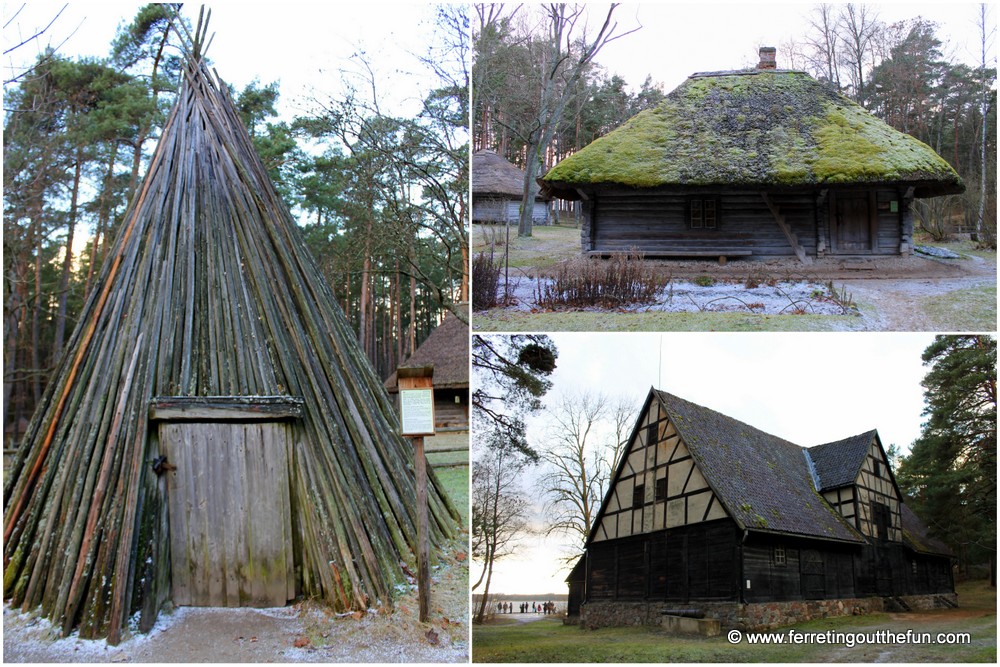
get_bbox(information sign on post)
[397,365,434,622]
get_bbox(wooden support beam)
[148,396,304,421]
[761,193,812,264]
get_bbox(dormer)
[808,431,903,543]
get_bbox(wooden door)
[832,192,874,253]
[800,549,826,599]
[159,420,295,607]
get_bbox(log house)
[542,49,964,262]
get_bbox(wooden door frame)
[149,395,303,608]
[829,189,878,254]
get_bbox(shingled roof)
[384,312,469,391]
[901,503,953,556]
[472,149,545,199]
[808,430,877,491]
[543,69,964,200]
[654,391,863,544]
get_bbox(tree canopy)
[898,335,997,583]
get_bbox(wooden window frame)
[655,476,667,502]
[632,483,646,509]
[773,545,786,566]
[688,196,719,230]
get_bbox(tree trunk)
[31,199,44,405]
[3,268,24,437]
[87,143,120,300]
[54,146,84,357]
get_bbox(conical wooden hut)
[3,20,459,645]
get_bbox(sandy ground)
[4,538,469,663]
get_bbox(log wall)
[580,187,907,257]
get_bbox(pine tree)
[898,335,997,585]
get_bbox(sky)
[2,2,451,120]
[581,2,991,93]
[481,332,940,596]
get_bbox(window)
[874,460,882,478]
[911,561,918,575]
[872,501,891,541]
[632,483,645,509]
[773,546,786,566]
[655,477,667,502]
[689,197,718,229]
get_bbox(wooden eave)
[149,395,305,421]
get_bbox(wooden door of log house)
[150,397,301,608]
[831,191,875,253]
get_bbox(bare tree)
[516,3,639,237]
[540,390,636,556]
[471,432,533,624]
[803,4,842,86]
[838,3,881,102]
[976,3,995,246]
[2,3,74,87]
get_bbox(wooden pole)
[397,364,435,623]
[413,434,430,622]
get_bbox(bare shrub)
[472,248,502,311]
[535,252,668,308]
[744,267,778,289]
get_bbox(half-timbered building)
[570,390,955,630]
[541,49,964,263]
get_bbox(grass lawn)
[920,283,997,331]
[473,222,580,271]
[434,465,469,528]
[472,580,996,663]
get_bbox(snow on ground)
[499,276,856,316]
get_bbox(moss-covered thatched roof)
[543,70,964,199]
[473,149,543,199]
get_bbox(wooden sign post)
[397,365,434,622]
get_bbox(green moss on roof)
[543,70,963,195]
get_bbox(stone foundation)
[662,614,721,636]
[887,593,958,611]
[580,596,910,631]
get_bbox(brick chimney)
[758,46,777,70]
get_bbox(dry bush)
[472,248,502,310]
[535,252,668,308]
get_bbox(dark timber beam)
[761,193,812,264]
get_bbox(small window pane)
[690,200,703,228]
[655,477,667,502]
[633,483,645,509]
[704,200,717,229]
[774,546,786,566]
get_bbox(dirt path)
[844,267,995,330]
[4,539,469,663]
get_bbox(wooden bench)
[587,250,753,259]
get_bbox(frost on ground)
[499,276,858,316]
[4,539,469,663]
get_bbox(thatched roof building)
[542,49,964,261]
[385,312,469,430]
[3,22,458,644]
[472,149,549,225]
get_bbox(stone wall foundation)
[579,594,955,632]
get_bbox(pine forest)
[3,4,470,449]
